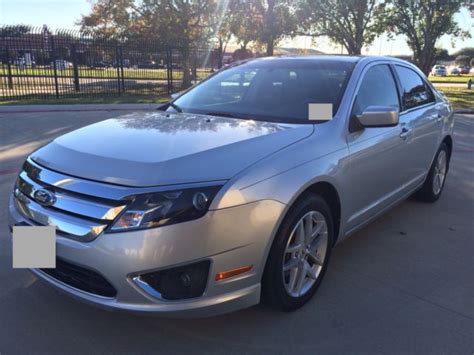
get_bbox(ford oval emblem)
[33,189,56,206]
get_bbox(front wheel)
[414,142,450,202]
[262,194,333,311]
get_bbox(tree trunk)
[266,40,274,56]
[415,47,435,76]
[217,39,224,69]
[266,0,275,56]
[181,47,192,89]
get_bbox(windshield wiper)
[169,102,182,112]
[205,111,252,119]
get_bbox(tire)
[414,142,450,203]
[262,194,334,311]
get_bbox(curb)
[454,108,474,115]
[0,103,163,114]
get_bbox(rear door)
[343,63,411,231]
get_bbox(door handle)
[400,127,412,140]
[436,114,443,122]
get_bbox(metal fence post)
[5,45,13,90]
[50,36,60,98]
[115,42,121,95]
[119,45,125,92]
[166,48,171,95]
[71,43,80,92]
[169,47,173,93]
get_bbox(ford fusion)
[9,56,454,316]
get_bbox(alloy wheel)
[282,211,329,297]
[433,150,447,195]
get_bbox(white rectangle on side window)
[13,226,56,269]
[308,103,333,120]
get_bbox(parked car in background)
[137,60,157,69]
[431,65,447,76]
[457,65,470,75]
[90,61,111,69]
[13,58,36,68]
[9,56,454,317]
[449,67,460,75]
[51,60,73,70]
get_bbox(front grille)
[41,258,117,298]
[13,158,128,242]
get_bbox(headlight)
[109,185,222,232]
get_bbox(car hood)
[31,111,313,187]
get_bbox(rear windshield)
[170,60,355,124]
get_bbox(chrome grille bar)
[17,171,126,221]
[13,189,107,241]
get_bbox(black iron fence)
[0,26,218,101]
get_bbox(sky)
[1,0,473,56]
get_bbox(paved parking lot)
[0,109,473,354]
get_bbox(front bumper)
[9,193,285,317]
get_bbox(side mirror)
[170,91,184,100]
[358,106,399,128]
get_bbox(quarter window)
[352,65,400,117]
[395,65,434,110]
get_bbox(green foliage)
[384,0,470,74]
[229,0,298,55]
[434,48,452,62]
[297,0,386,55]
[0,25,31,37]
[78,0,136,39]
[455,55,471,65]
[452,47,474,58]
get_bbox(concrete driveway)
[0,108,473,354]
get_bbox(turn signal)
[215,265,253,281]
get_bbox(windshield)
[169,59,355,124]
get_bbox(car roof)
[238,55,414,67]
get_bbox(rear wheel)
[262,194,333,311]
[414,143,449,202]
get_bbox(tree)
[297,0,385,55]
[144,0,217,87]
[434,48,451,62]
[212,0,233,68]
[0,25,31,37]
[229,0,297,56]
[384,0,470,75]
[81,0,218,88]
[228,0,262,50]
[78,0,136,39]
[455,55,470,66]
[452,47,474,58]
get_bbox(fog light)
[135,260,210,300]
[192,192,208,211]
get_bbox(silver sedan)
[9,56,454,316]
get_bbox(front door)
[342,63,411,231]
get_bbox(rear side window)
[352,64,400,116]
[395,65,434,110]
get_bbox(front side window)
[170,60,355,124]
[395,65,434,110]
[352,64,400,117]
